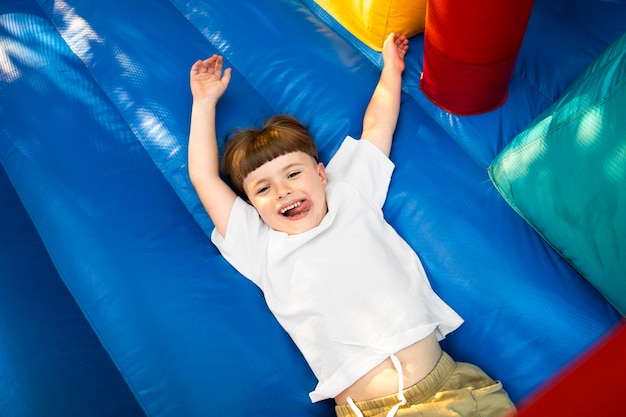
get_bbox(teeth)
[281,201,302,214]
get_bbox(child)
[188,33,516,417]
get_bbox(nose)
[275,181,292,199]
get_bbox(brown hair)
[221,115,319,197]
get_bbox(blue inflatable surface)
[0,165,145,417]
[0,0,624,416]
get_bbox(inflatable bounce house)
[1,0,625,415]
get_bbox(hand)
[190,54,232,103]
[382,33,409,73]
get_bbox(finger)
[215,55,223,73]
[195,58,211,74]
[190,59,203,74]
[201,54,218,71]
[221,67,233,88]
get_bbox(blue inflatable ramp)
[1,0,625,416]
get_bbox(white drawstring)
[386,354,407,417]
[345,354,407,417]
[346,396,365,417]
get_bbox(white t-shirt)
[212,137,463,402]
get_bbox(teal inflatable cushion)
[489,31,626,314]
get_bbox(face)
[242,151,328,235]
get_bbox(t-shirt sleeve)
[324,136,395,208]
[210,197,267,284]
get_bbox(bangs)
[238,129,308,179]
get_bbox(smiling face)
[242,151,328,235]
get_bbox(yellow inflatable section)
[315,0,426,51]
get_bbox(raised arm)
[188,54,236,238]
[361,33,408,156]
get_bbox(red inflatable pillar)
[420,0,534,115]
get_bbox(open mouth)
[280,200,307,217]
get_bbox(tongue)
[285,201,308,217]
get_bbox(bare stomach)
[334,331,442,405]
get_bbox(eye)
[287,170,301,179]
[255,185,269,195]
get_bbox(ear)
[317,162,328,186]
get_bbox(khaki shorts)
[335,352,516,417]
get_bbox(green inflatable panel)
[489,31,626,315]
